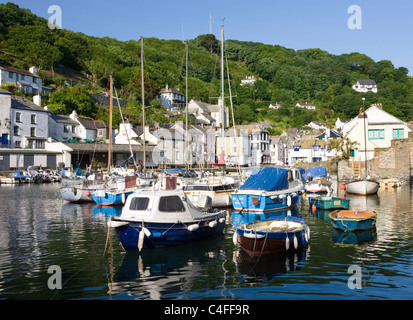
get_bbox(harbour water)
[0,183,412,300]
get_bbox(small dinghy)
[234,216,310,257]
[309,196,350,211]
[329,210,377,231]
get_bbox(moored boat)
[328,209,377,231]
[234,215,310,257]
[345,179,380,196]
[231,167,305,212]
[303,166,332,194]
[107,190,227,251]
[183,176,239,207]
[309,196,350,210]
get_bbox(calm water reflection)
[0,183,412,300]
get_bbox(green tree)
[48,86,96,118]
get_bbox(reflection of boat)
[329,210,377,231]
[233,247,308,281]
[183,176,239,207]
[108,234,226,299]
[93,205,123,217]
[234,215,310,257]
[309,196,350,210]
[346,193,379,211]
[303,167,332,194]
[331,228,376,246]
[231,207,300,226]
[107,189,227,251]
[231,167,305,212]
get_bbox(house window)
[21,75,25,80]
[33,77,37,84]
[350,149,355,158]
[15,141,21,148]
[30,127,36,137]
[13,126,19,136]
[64,125,69,133]
[8,72,13,79]
[31,114,36,124]
[72,126,75,133]
[368,129,384,139]
[313,145,320,151]
[35,140,45,149]
[393,128,404,139]
[293,146,300,151]
[97,129,104,137]
[15,112,21,122]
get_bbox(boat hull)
[60,186,94,202]
[112,219,226,251]
[92,190,133,206]
[231,193,300,212]
[305,182,331,194]
[346,179,380,195]
[185,190,232,207]
[329,210,377,231]
[309,196,350,210]
[236,217,310,256]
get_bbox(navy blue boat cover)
[239,167,289,191]
[302,166,327,180]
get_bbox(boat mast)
[185,40,189,174]
[141,36,146,174]
[107,73,113,172]
[220,25,225,175]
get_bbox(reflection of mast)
[107,74,113,172]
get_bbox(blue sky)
[5,0,413,74]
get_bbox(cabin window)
[158,195,185,212]
[129,197,150,210]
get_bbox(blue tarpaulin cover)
[239,167,289,191]
[302,166,327,180]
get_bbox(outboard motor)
[197,194,212,212]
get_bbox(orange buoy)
[339,184,346,190]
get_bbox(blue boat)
[92,175,137,206]
[231,167,305,212]
[107,189,227,251]
[329,210,377,231]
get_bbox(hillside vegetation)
[1,2,412,133]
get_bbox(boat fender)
[107,220,129,228]
[290,192,297,197]
[232,232,238,245]
[86,191,91,197]
[209,221,217,228]
[122,193,125,204]
[279,194,286,199]
[142,227,151,237]
[287,209,291,216]
[187,224,199,232]
[287,195,292,207]
[138,230,145,252]
[293,235,298,249]
[285,237,290,251]
[218,217,225,224]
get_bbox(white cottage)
[343,105,411,161]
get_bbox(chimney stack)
[33,93,41,106]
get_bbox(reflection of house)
[0,65,44,95]
[158,84,185,109]
[352,80,378,93]
[342,104,411,161]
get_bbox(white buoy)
[209,221,217,228]
[138,230,145,251]
[187,224,199,232]
[287,195,292,207]
[293,235,298,249]
[285,237,290,251]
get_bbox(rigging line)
[114,85,138,169]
